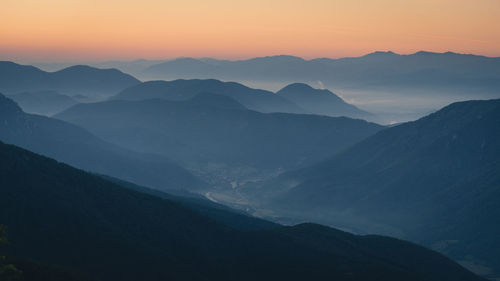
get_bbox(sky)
[1,0,499,62]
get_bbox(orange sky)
[1,0,499,62]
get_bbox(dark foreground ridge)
[0,141,484,281]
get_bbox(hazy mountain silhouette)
[141,52,500,97]
[270,99,500,278]
[56,93,383,171]
[111,79,304,113]
[33,58,166,76]
[8,90,78,116]
[0,93,203,191]
[0,141,485,281]
[0,61,140,98]
[143,55,316,81]
[277,83,373,119]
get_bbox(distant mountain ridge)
[137,51,500,115]
[141,52,500,92]
[111,79,304,114]
[28,51,500,101]
[0,61,140,98]
[111,79,374,119]
[0,93,204,192]
[28,51,500,123]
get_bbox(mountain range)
[139,52,500,97]
[0,61,140,98]
[55,93,383,187]
[111,79,304,114]
[2,55,498,280]
[0,141,485,281]
[3,59,374,120]
[266,98,500,278]
[111,79,372,119]
[28,51,500,122]
[0,93,203,192]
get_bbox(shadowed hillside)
[0,141,485,281]
[269,99,500,278]
[0,93,204,192]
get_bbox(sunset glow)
[1,0,499,61]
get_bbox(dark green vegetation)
[8,90,78,116]
[0,93,204,192]
[1,225,22,281]
[56,93,383,171]
[1,232,92,281]
[271,99,500,278]
[276,83,372,119]
[111,79,304,113]
[0,141,484,281]
[0,61,140,98]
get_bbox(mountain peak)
[279,83,315,92]
[277,83,339,99]
[56,64,99,72]
[246,55,305,63]
[411,51,464,57]
[413,50,440,56]
[364,51,398,57]
[276,83,372,119]
[56,64,124,75]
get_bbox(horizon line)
[6,50,500,65]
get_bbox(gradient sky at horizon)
[1,0,499,62]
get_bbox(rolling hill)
[0,93,203,192]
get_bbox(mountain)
[33,59,167,76]
[142,55,317,82]
[0,93,203,192]
[8,90,78,116]
[277,83,373,119]
[101,175,278,231]
[270,99,500,278]
[138,52,500,123]
[0,61,140,98]
[55,94,383,188]
[0,141,485,281]
[141,52,500,97]
[111,79,304,113]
